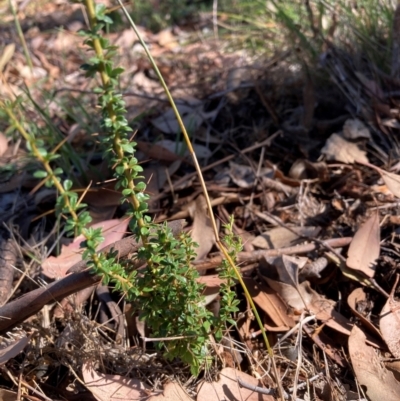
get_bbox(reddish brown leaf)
[243,277,295,330]
[347,212,380,278]
[42,218,130,279]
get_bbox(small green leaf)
[33,170,48,179]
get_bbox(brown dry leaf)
[288,159,329,181]
[0,336,28,365]
[348,288,383,341]
[386,360,400,382]
[137,140,184,163]
[198,274,225,306]
[155,28,179,49]
[357,161,400,199]
[347,212,380,278]
[348,325,400,401]
[0,389,17,401]
[42,218,130,279]
[82,364,151,401]
[278,254,308,288]
[263,273,383,346]
[197,367,274,401]
[321,133,368,164]
[261,255,310,309]
[380,170,400,198]
[0,43,15,73]
[88,205,117,226]
[252,226,320,249]
[308,291,355,338]
[263,276,313,311]
[148,382,192,401]
[380,278,400,358]
[187,195,215,262]
[243,277,295,330]
[0,133,8,157]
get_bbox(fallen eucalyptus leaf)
[347,212,380,278]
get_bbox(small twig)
[238,372,324,401]
[237,377,304,401]
[237,376,288,398]
[193,237,353,271]
[273,315,316,347]
[288,372,324,392]
[292,312,306,399]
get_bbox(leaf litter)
[4,3,400,401]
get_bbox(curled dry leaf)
[346,212,380,278]
[347,287,383,342]
[321,133,368,164]
[358,161,400,199]
[348,325,400,401]
[243,277,295,330]
[82,363,151,401]
[187,194,215,262]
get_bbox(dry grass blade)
[346,212,380,278]
[115,2,285,399]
